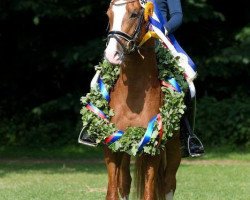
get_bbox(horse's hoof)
[166,190,174,200]
[120,196,129,200]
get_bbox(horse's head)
[105,0,152,64]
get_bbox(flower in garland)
[80,44,188,156]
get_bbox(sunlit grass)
[0,145,249,199]
[0,159,250,200]
[176,162,250,200]
[0,163,107,200]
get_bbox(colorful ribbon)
[157,113,163,145]
[167,77,182,92]
[148,0,197,81]
[86,103,108,120]
[139,31,159,47]
[98,77,110,102]
[105,130,124,145]
[161,78,182,93]
[168,34,196,71]
[138,115,158,152]
[151,0,166,25]
[149,17,165,33]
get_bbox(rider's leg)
[78,70,101,146]
[180,83,204,157]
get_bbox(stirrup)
[78,127,98,147]
[187,134,205,157]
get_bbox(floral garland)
[80,44,188,156]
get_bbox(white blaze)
[105,3,126,64]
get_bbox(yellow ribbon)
[144,2,154,21]
[138,31,160,47]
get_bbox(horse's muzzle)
[104,49,123,65]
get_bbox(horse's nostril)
[105,39,110,47]
[114,51,120,57]
[104,50,122,65]
[114,52,121,60]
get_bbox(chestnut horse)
[103,0,181,199]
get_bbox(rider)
[155,0,183,35]
[155,0,204,157]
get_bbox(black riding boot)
[180,87,205,158]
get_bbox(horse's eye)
[130,12,139,18]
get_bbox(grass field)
[0,146,249,200]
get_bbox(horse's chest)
[109,76,162,130]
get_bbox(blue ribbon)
[138,115,158,152]
[148,0,167,35]
[151,0,166,25]
[149,17,165,34]
[150,0,197,72]
[105,130,124,145]
[98,77,110,102]
[167,77,182,93]
[168,34,197,71]
[86,103,109,120]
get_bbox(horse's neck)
[121,48,158,84]
[110,43,161,128]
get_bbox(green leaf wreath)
[80,44,188,156]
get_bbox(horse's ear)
[144,2,154,21]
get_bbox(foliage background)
[0,0,249,148]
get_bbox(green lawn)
[0,146,249,200]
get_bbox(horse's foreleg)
[143,153,161,200]
[164,133,181,199]
[118,153,131,200]
[103,145,123,200]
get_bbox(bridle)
[107,0,146,54]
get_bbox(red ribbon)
[157,114,163,145]
[161,80,178,92]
